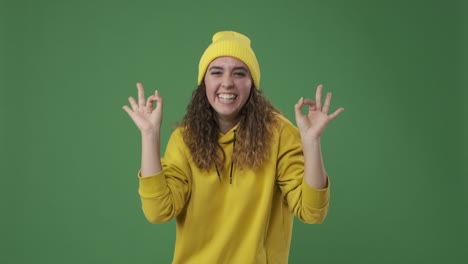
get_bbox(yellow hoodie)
[138,115,330,264]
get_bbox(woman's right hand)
[123,83,163,136]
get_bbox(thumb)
[294,97,304,121]
[153,90,163,111]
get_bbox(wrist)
[301,136,321,146]
[141,130,160,141]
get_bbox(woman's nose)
[221,75,234,88]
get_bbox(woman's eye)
[211,71,222,75]
[234,72,246,77]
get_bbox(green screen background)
[1,0,466,263]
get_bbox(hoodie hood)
[218,123,239,144]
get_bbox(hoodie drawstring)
[229,130,237,184]
[215,129,236,184]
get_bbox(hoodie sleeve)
[275,117,330,224]
[138,129,192,224]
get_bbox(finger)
[302,99,316,107]
[122,105,133,116]
[322,92,332,113]
[294,97,304,119]
[315,84,323,111]
[154,90,163,114]
[309,104,316,112]
[156,90,163,103]
[128,96,138,111]
[146,95,154,113]
[329,107,344,120]
[137,83,145,108]
[302,98,317,112]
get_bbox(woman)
[123,31,344,264]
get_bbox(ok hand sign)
[122,83,163,136]
[294,84,344,141]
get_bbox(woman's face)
[204,56,252,125]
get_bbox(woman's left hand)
[294,84,344,141]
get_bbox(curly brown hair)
[182,83,280,171]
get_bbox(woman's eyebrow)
[208,66,223,71]
[208,66,248,71]
[233,66,248,71]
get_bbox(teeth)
[218,94,237,100]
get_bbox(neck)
[217,116,239,134]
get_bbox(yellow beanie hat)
[198,31,261,89]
